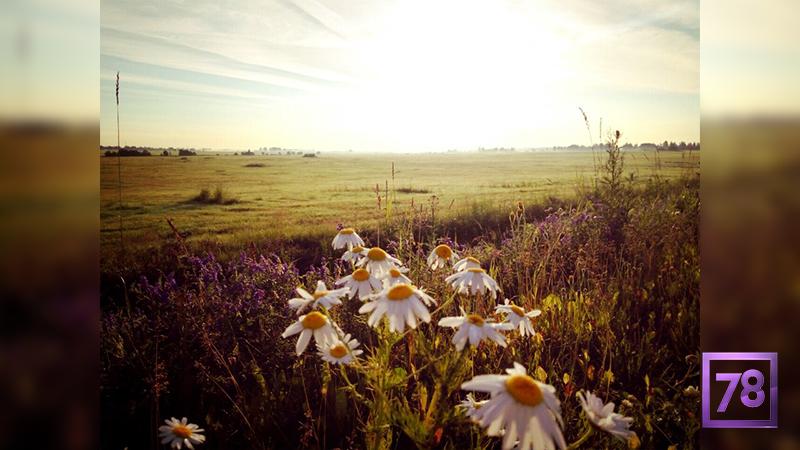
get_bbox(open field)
[101,150,698,269]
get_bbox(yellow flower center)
[467,268,485,273]
[387,284,414,301]
[313,290,328,300]
[509,305,526,316]
[505,374,543,407]
[351,245,364,253]
[172,425,192,439]
[367,247,387,261]
[389,268,402,278]
[352,268,370,282]
[339,228,355,235]
[466,314,485,326]
[434,244,453,258]
[329,343,348,358]
[301,311,327,329]
[466,256,481,264]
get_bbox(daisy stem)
[423,347,468,429]
[339,365,366,402]
[567,425,594,450]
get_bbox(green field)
[101,150,698,266]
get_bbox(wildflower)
[317,334,363,365]
[683,385,700,398]
[427,244,458,270]
[453,256,482,271]
[356,247,402,276]
[341,245,367,264]
[445,267,501,299]
[159,417,206,449]
[438,308,513,350]
[281,311,339,355]
[577,391,636,441]
[332,227,364,250]
[495,299,542,337]
[461,362,566,450]
[336,268,382,300]
[378,265,413,287]
[287,280,348,313]
[459,393,488,422]
[359,283,435,333]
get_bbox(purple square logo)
[702,352,778,428]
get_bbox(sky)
[99,0,699,151]
[701,0,800,117]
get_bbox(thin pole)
[116,71,124,257]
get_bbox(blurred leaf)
[387,367,408,389]
[418,383,428,412]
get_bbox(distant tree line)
[101,145,199,157]
[549,141,699,152]
[656,141,700,151]
[477,147,516,153]
[103,147,151,157]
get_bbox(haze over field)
[100,0,699,151]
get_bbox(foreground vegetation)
[101,142,700,449]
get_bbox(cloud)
[99,0,699,149]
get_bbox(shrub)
[190,186,239,205]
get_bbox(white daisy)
[378,265,413,287]
[287,280,349,314]
[341,245,367,264]
[358,283,436,333]
[356,247,402,276]
[445,268,501,299]
[427,244,459,270]
[453,256,483,272]
[438,308,513,350]
[577,391,636,441]
[281,311,340,355]
[317,333,363,365]
[332,227,365,250]
[158,417,206,449]
[461,363,566,450]
[459,393,489,423]
[335,268,382,300]
[495,299,542,338]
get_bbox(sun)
[333,0,565,150]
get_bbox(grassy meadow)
[101,150,697,271]
[101,147,701,449]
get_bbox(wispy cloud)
[100,0,698,150]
